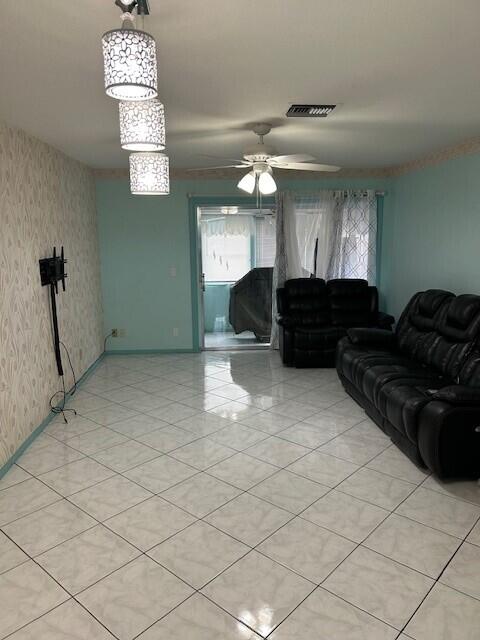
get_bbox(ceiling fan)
[193,123,341,195]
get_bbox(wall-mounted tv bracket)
[39,247,67,377]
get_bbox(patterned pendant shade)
[102,27,157,100]
[119,99,165,151]
[129,152,169,195]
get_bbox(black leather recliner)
[336,289,480,479]
[277,278,394,367]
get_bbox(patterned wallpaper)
[0,122,104,468]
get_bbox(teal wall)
[96,176,391,351]
[382,152,480,318]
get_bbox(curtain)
[327,190,377,283]
[270,192,302,348]
[292,190,377,283]
[293,192,336,278]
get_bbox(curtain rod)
[187,191,387,197]
[294,190,386,196]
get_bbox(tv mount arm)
[39,247,67,377]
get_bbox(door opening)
[197,205,276,350]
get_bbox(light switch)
[170,266,177,278]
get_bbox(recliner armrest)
[377,311,395,329]
[346,328,396,348]
[432,385,480,406]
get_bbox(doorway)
[195,203,276,350]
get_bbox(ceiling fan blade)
[269,154,316,164]
[198,154,249,164]
[278,162,341,172]
[186,164,250,171]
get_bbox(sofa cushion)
[327,279,373,327]
[395,291,480,380]
[362,363,442,407]
[340,348,404,388]
[377,377,447,443]
[458,351,480,386]
[283,278,330,326]
[347,328,396,348]
[423,295,480,379]
[396,290,453,364]
[295,326,346,351]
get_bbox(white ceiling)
[0,0,479,169]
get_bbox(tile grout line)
[2,355,479,639]
[394,509,480,637]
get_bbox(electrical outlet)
[111,328,119,337]
[173,327,179,337]
[118,328,126,337]
[170,266,177,278]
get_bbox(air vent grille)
[286,104,336,118]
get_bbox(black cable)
[104,331,114,353]
[60,341,77,396]
[49,374,75,423]
[48,342,78,424]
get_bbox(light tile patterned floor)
[1,350,480,639]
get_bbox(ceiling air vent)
[286,104,336,118]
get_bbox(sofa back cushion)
[396,290,453,364]
[283,278,330,326]
[327,279,375,327]
[458,350,480,387]
[426,295,480,378]
[397,290,480,379]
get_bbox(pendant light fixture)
[119,98,165,151]
[102,3,157,101]
[129,152,170,195]
[102,1,170,196]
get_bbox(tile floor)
[204,331,266,349]
[1,350,480,639]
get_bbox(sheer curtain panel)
[327,190,377,283]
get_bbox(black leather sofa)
[337,289,480,479]
[277,278,394,367]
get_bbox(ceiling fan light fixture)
[129,152,169,195]
[102,16,158,101]
[258,170,277,195]
[237,171,256,194]
[119,99,165,151]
